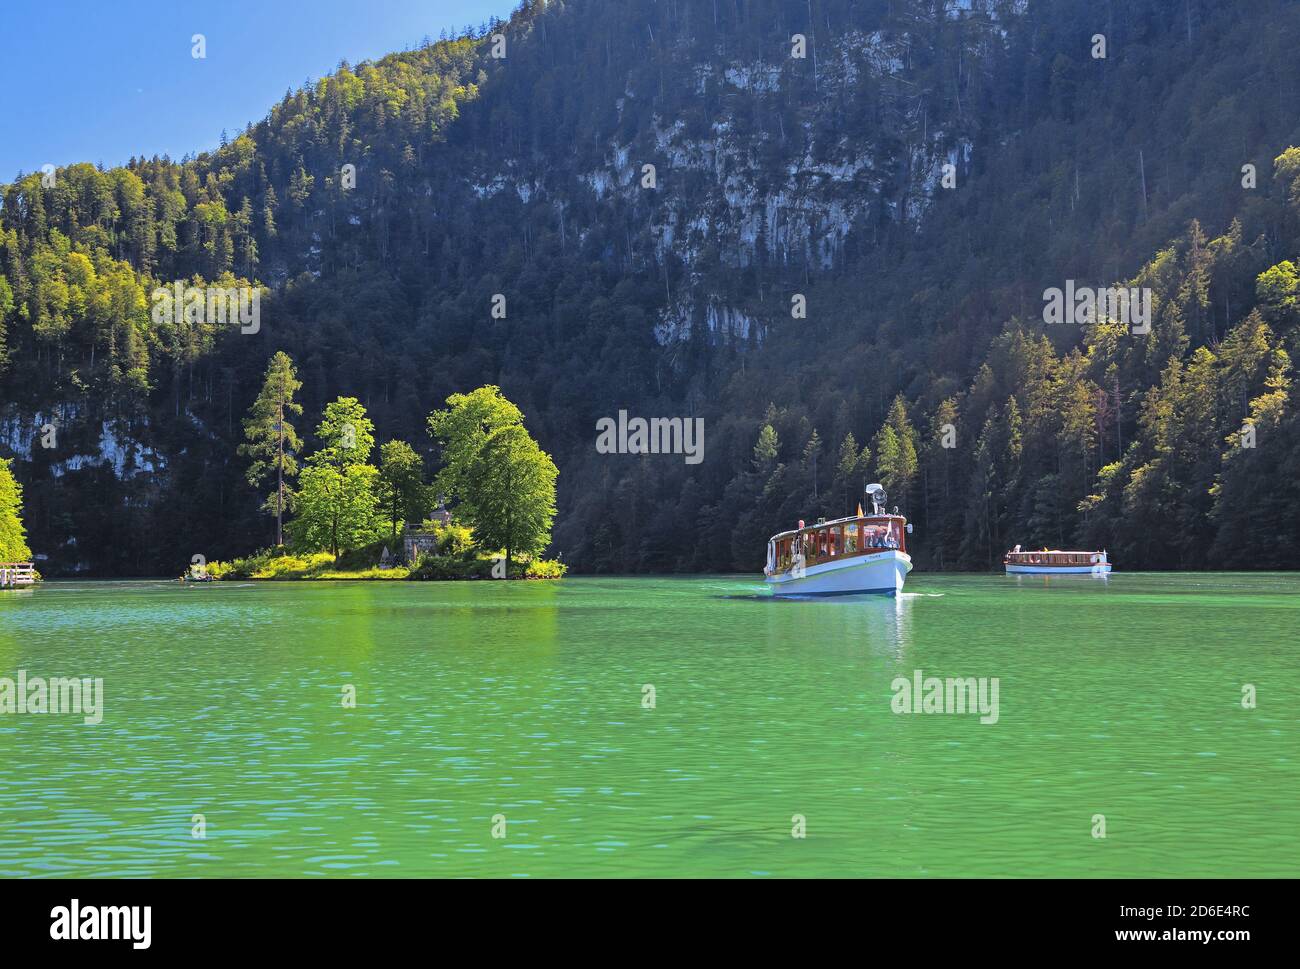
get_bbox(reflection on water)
[0,573,1297,877]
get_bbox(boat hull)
[766,551,911,597]
[1006,564,1111,575]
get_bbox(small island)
[198,358,563,583]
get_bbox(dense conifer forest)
[2,0,1299,575]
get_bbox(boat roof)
[768,513,905,543]
[1007,548,1104,554]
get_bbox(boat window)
[865,519,902,552]
[845,522,858,553]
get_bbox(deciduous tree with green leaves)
[428,386,558,573]
[311,396,375,471]
[0,458,32,563]
[290,397,380,561]
[290,464,380,562]
[376,439,428,539]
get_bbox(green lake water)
[0,573,1296,878]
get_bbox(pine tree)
[262,185,278,238]
[238,352,303,547]
[753,423,779,475]
[873,395,918,510]
[874,425,901,495]
[833,431,870,514]
[0,274,13,373]
[921,398,960,567]
[801,428,822,498]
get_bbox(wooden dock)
[0,563,35,588]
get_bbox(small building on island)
[401,495,453,563]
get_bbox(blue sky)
[0,0,514,183]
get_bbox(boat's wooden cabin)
[1003,550,1102,567]
[768,516,907,576]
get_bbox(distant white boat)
[764,485,912,597]
[1004,547,1112,575]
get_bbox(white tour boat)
[1003,546,1111,575]
[764,485,912,597]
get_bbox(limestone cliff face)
[445,0,1025,347]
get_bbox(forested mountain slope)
[2,0,1299,575]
